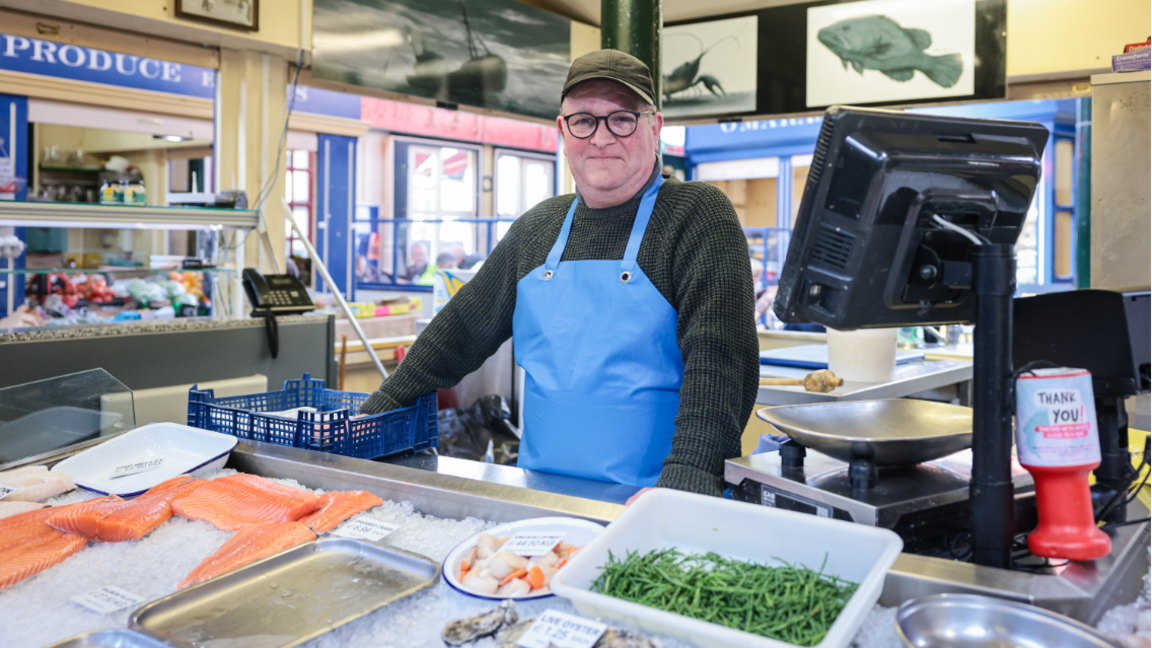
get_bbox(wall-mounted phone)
[242,268,314,315]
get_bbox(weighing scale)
[730,106,1149,611]
[726,400,1036,557]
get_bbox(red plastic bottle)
[1015,368,1111,561]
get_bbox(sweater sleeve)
[358,220,526,414]
[655,184,760,496]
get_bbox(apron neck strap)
[621,174,663,271]
[545,174,665,273]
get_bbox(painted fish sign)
[817,15,962,88]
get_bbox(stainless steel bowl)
[757,399,972,465]
[897,594,1123,648]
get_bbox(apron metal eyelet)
[543,269,553,280]
[620,271,632,283]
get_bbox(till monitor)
[773,106,1049,331]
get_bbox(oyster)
[443,600,519,646]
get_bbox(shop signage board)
[0,33,215,99]
[361,97,557,153]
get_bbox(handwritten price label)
[0,484,22,500]
[331,518,400,542]
[71,586,144,614]
[517,610,607,648]
[501,532,566,557]
[110,458,165,479]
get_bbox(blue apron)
[513,176,683,487]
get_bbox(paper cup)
[827,328,898,383]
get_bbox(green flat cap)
[562,49,656,107]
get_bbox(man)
[361,50,759,497]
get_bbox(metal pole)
[277,199,388,381]
[601,0,663,108]
[1075,97,1092,289]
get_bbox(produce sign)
[591,549,857,647]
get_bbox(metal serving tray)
[758,399,973,465]
[44,629,171,648]
[129,538,439,648]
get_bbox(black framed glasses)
[561,110,655,139]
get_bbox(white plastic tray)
[443,516,604,600]
[50,422,238,497]
[551,489,903,648]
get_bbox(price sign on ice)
[71,586,144,614]
[331,517,400,542]
[517,609,607,648]
[0,485,22,500]
[110,458,166,479]
[501,532,566,557]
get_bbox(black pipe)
[970,244,1016,569]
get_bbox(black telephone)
[242,268,315,315]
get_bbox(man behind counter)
[361,50,759,497]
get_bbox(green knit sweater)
[360,173,759,496]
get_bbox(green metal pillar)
[601,0,662,108]
[1075,96,1092,288]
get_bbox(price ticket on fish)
[331,517,400,541]
[517,610,607,648]
[110,458,165,479]
[0,484,21,499]
[71,586,144,614]
[501,532,567,557]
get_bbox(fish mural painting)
[817,15,962,88]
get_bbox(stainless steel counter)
[380,453,642,505]
[226,439,625,525]
[758,359,973,405]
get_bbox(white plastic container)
[551,489,903,648]
[827,327,898,383]
[50,422,238,497]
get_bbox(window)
[381,141,482,287]
[1052,136,1075,281]
[285,150,315,284]
[495,150,556,241]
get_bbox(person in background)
[453,245,485,271]
[360,50,759,500]
[0,305,45,330]
[406,243,429,282]
[436,252,457,270]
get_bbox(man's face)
[410,245,426,264]
[557,80,662,196]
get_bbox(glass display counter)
[0,368,135,467]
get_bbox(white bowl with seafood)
[443,517,605,600]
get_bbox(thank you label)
[1015,368,1101,467]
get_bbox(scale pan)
[757,399,973,466]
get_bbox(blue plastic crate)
[187,373,437,460]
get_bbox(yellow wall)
[1008,0,1150,77]
[8,0,307,55]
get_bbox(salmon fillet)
[171,474,321,531]
[0,531,88,591]
[297,491,384,533]
[45,495,129,540]
[177,522,315,589]
[0,507,60,554]
[95,477,207,543]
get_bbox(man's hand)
[625,487,658,506]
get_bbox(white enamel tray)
[442,516,605,601]
[51,422,238,497]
